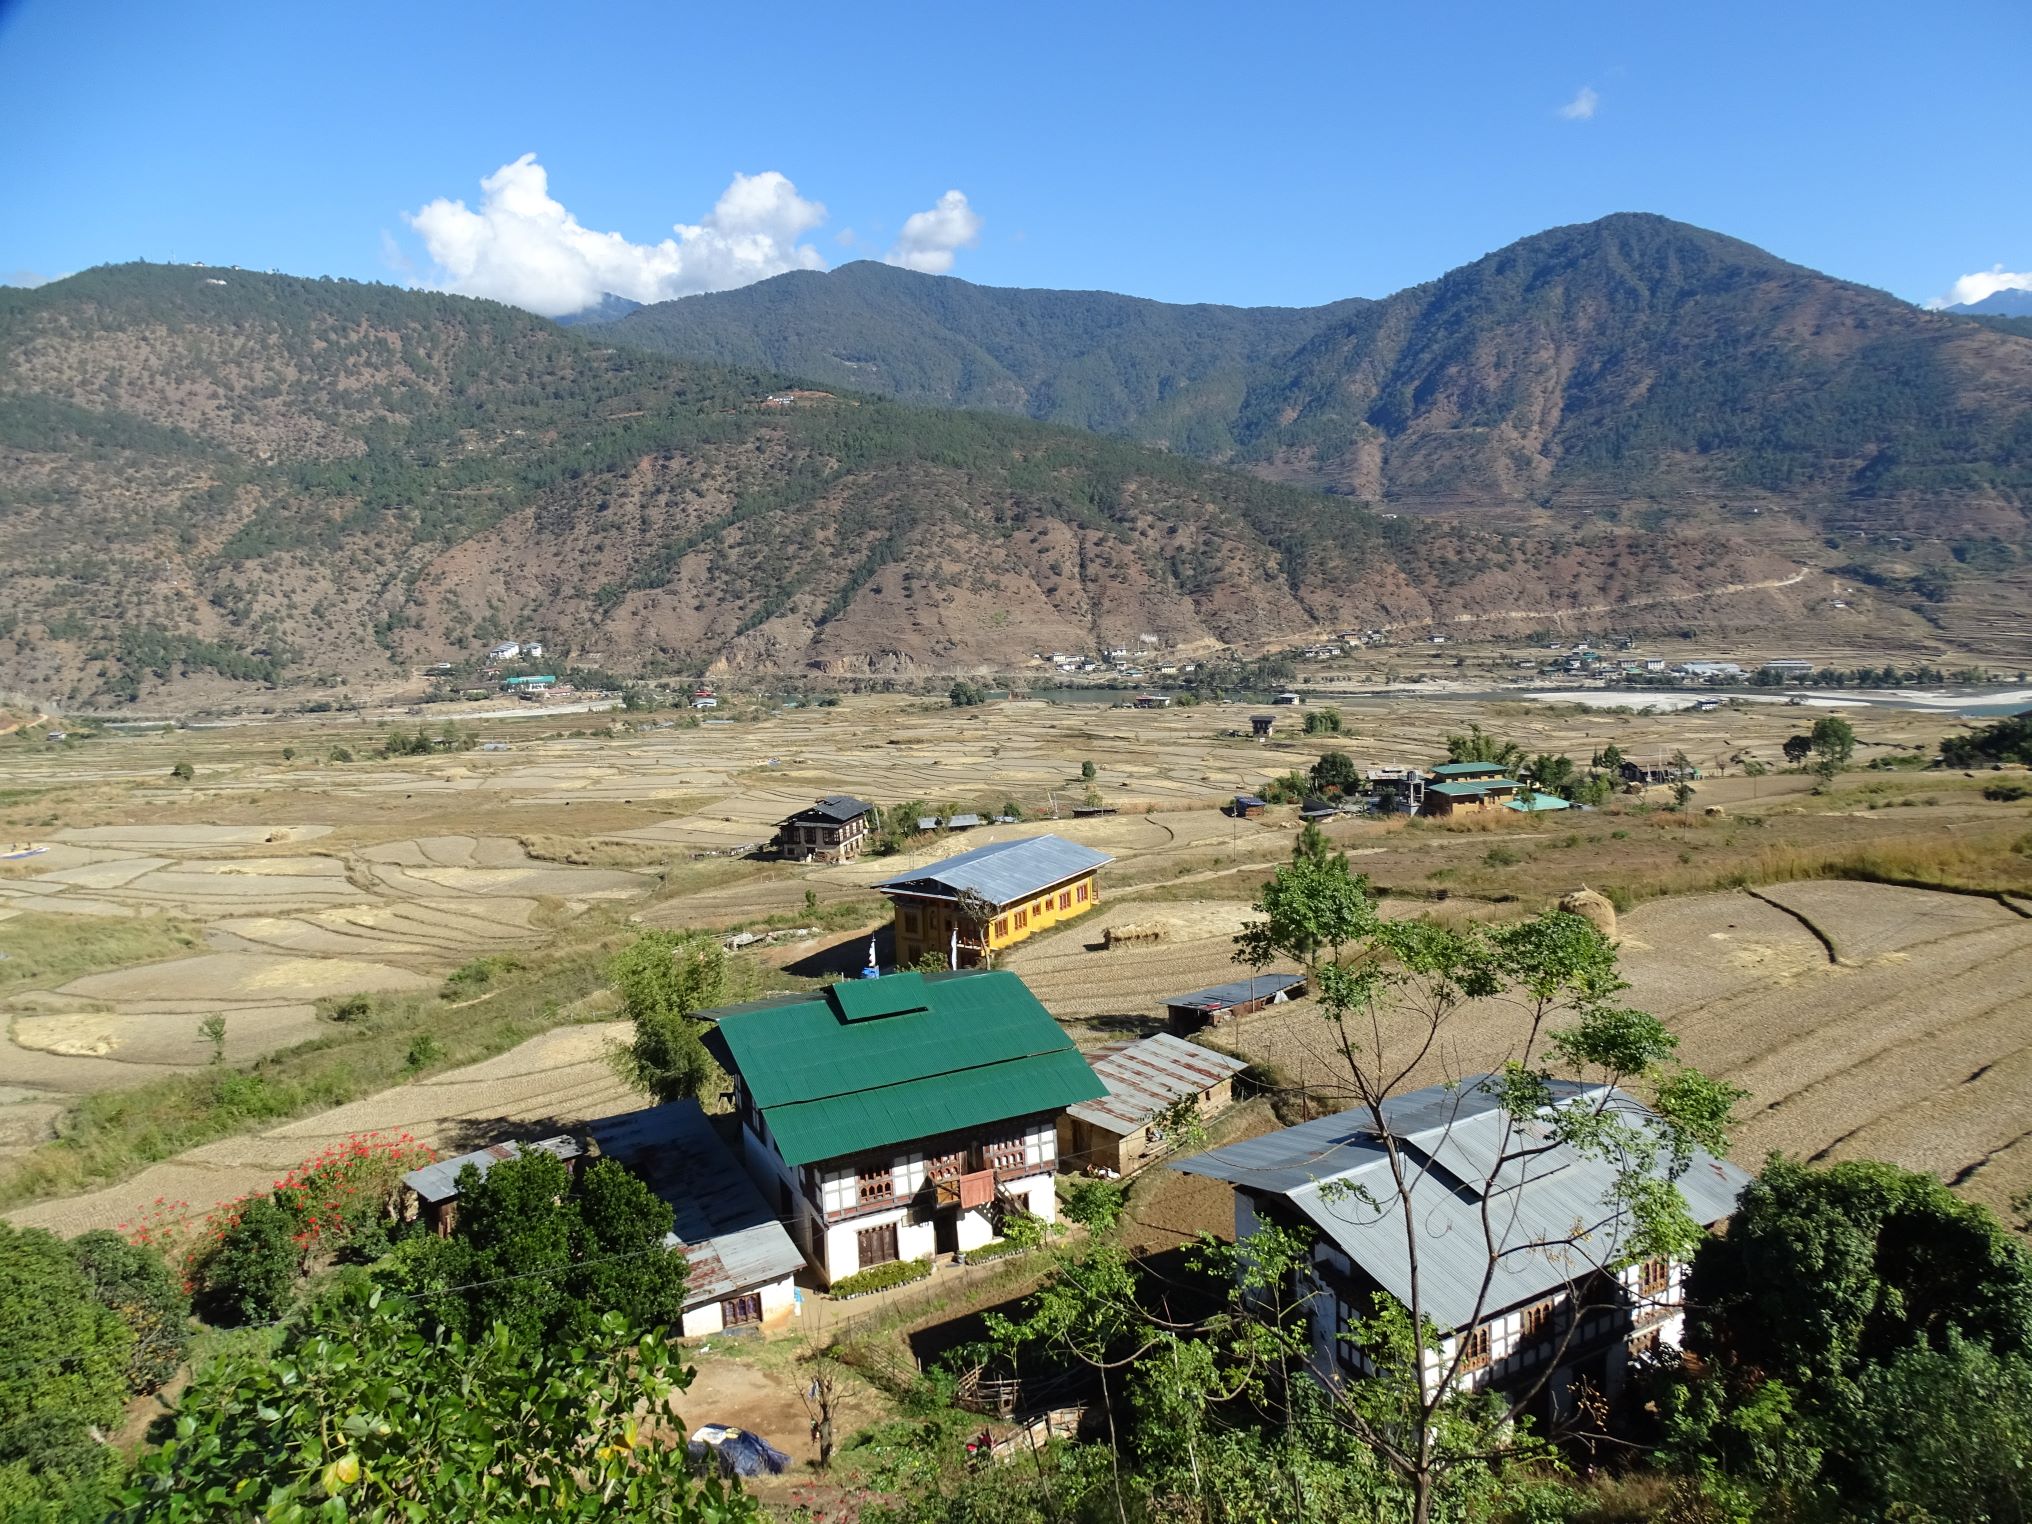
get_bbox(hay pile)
[1558,886,1617,939]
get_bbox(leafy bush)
[961,1237,1030,1264]
[829,1258,934,1298]
[66,1231,188,1393]
[1482,844,1525,868]
[0,1224,130,1510]
[1060,1176,1126,1231]
[1983,782,2030,802]
[197,1196,299,1324]
[168,761,193,782]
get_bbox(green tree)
[1080,759,1097,782]
[120,1290,754,1523]
[1525,751,1580,798]
[1303,706,1343,736]
[168,761,193,782]
[609,930,726,1103]
[1782,733,1813,766]
[1292,818,1336,866]
[948,680,985,707]
[1309,749,1360,795]
[0,1225,131,1513]
[1442,724,1523,769]
[66,1232,189,1395]
[1809,714,1856,772]
[1941,712,2032,768]
[1686,1156,2032,1389]
[388,1151,688,1349]
[201,1196,299,1325]
[1233,855,1741,1524]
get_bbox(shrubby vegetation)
[1942,711,2032,768]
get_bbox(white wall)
[677,1272,799,1339]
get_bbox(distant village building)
[401,1136,584,1236]
[1419,761,1522,817]
[1679,661,1744,681]
[486,641,522,661]
[1164,972,1306,1033]
[1058,1034,1249,1177]
[588,1100,805,1336]
[875,834,1110,968]
[701,970,1103,1282]
[1504,791,1573,813]
[1231,794,1268,819]
[1272,692,1303,706]
[1249,715,1276,739]
[776,795,875,864]
[1175,1077,1748,1420]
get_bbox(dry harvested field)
[2,691,2027,1238]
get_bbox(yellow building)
[874,834,1113,968]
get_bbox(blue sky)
[2,0,2027,314]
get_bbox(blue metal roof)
[1173,1077,1748,1327]
[872,834,1112,908]
[1165,973,1306,1012]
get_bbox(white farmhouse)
[702,970,1103,1284]
[1175,1076,1747,1425]
[485,640,521,661]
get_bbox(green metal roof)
[1504,791,1573,812]
[705,970,1105,1166]
[1428,778,1521,798]
[1430,761,1510,777]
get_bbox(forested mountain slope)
[602,215,2032,527]
[0,264,1782,706]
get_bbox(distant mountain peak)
[1947,288,2032,318]
[553,291,643,327]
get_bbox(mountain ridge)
[597,214,2032,518]
[0,261,1801,705]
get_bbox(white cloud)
[1924,264,2032,311]
[885,190,983,275]
[405,154,828,317]
[1558,85,1600,121]
[4,269,55,288]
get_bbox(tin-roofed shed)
[401,1135,583,1235]
[1059,1034,1249,1176]
[589,1100,806,1336]
[1165,972,1306,1032]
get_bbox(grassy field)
[3,691,2028,1236]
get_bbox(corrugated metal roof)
[706,970,1106,1167]
[1431,762,1510,777]
[1068,1033,1249,1133]
[1428,779,1520,798]
[872,834,1112,908]
[1505,792,1572,812]
[1165,973,1306,1013]
[401,1135,583,1205]
[1173,1077,1749,1328]
[588,1100,804,1306]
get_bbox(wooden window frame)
[994,916,1009,938]
[722,1292,763,1326]
[983,1133,1027,1173]
[1519,1300,1554,1341]
[1075,881,1089,903]
[856,1167,896,1206]
[1459,1324,1492,1372]
[1638,1257,1670,1298]
[1014,908,1028,931]
[1058,890,1072,911]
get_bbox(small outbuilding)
[589,1099,806,1336]
[1299,794,1339,822]
[1059,1034,1250,1176]
[1165,972,1307,1032]
[401,1135,584,1236]
[1249,715,1275,739]
[1231,794,1267,819]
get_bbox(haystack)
[1559,886,1617,939]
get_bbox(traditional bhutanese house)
[1058,1034,1249,1176]
[701,970,1104,1284]
[875,834,1111,968]
[1165,972,1307,1032]
[1505,791,1573,814]
[1429,761,1511,782]
[1174,1076,1749,1423]
[1249,715,1276,738]
[1232,794,1267,819]
[400,1135,584,1236]
[776,795,875,864]
[588,1100,806,1337]
[1420,778,1523,817]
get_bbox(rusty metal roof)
[400,1135,583,1205]
[1067,1033,1249,1135]
[589,1100,805,1307]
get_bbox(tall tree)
[1443,724,1523,769]
[1230,858,1744,1524]
[610,930,726,1103]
